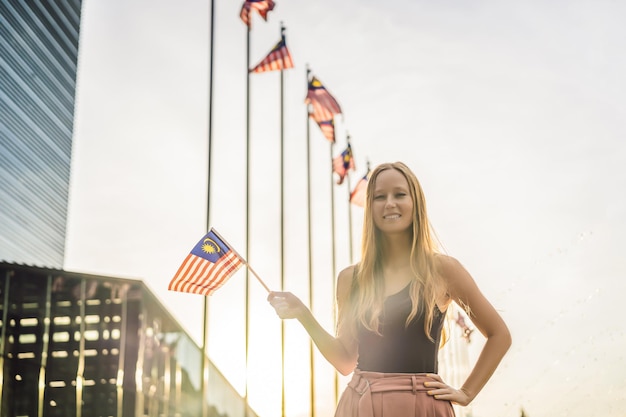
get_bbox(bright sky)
[64,1,626,417]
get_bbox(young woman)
[268,161,511,416]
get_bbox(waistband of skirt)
[348,369,437,394]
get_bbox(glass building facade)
[0,0,82,268]
[0,3,256,415]
[0,262,258,417]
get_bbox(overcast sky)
[65,1,626,416]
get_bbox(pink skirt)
[335,370,456,417]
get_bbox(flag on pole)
[168,228,244,296]
[240,0,275,27]
[455,311,474,343]
[314,118,335,143]
[350,172,369,207]
[332,144,355,184]
[305,76,342,122]
[250,34,294,73]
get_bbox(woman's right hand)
[267,291,308,320]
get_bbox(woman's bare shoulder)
[434,254,472,288]
[434,254,482,303]
[336,264,357,301]
[435,253,458,267]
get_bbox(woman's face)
[371,169,414,234]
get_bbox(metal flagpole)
[279,22,287,417]
[305,66,316,417]
[201,0,216,415]
[329,140,339,406]
[244,22,252,417]
[346,134,355,266]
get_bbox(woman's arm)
[426,255,512,405]
[267,266,359,375]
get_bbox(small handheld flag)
[168,228,269,296]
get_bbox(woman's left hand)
[424,374,473,406]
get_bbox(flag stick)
[243,262,271,293]
[211,228,271,293]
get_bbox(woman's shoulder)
[434,253,458,268]
[337,264,358,286]
[339,263,358,275]
[433,254,474,291]
[336,264,358,301]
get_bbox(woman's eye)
[396,193,407,198]
[374,195,385,200]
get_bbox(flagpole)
[245,22,252,417]
[248,22,293,416]
[279,22,287,417]
[334,134,356,404]
[346,170,354,259]
[307,72,343,415]
[329,139,341,406]
[341,167,352,406]
[305,65,316,417]
[201,0,215,415]
[345,134,354,266]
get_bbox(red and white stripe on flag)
[240,0,275,27]
[314,119,334,142]
[350,176,368,207]
[308,101,335,123]
[168,251,243,296]
[250,47,294,73]
[305,77,342,121]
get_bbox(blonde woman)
[268,162,511,416]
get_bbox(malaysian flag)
[350,172,369,207]
[305,76,342,122]
[314,118,335,143]
[250,34,294,73]
[240,0,275,28]
[455,311,474,343]
[332,144,355,184]
[168,228,244,296]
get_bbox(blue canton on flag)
[169,229,244,296]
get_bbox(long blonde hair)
[348,162,443,341]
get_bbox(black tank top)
[356,284,445,373]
